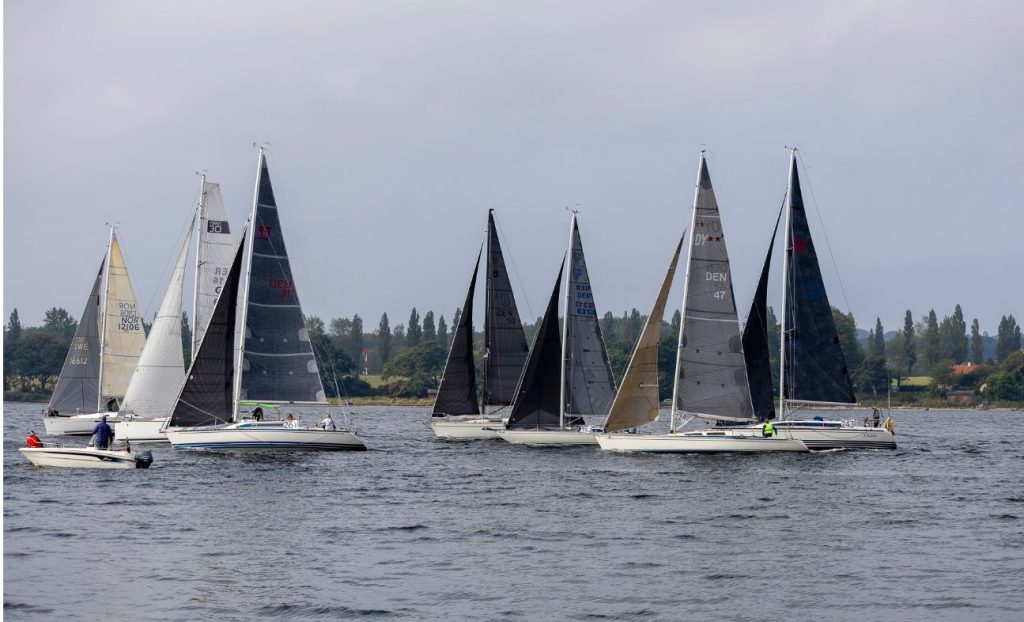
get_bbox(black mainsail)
[432,250,482,417]
[782,154,856,404]
[168,231,245,428]
[506,262,576,429]
[742,207,783,422]
[484,210,529,407]
[236,153,326,410]
[48,260,104,414]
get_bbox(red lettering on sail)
[269,279,295,299]
[258,225,273,241]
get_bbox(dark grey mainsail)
[506,262,578,429]
[169,231,245,428]
[484,210,528,407]
[562,215,616,417]
[674,156,754,422]
[782,155,856,404]
[237,153,326,407]
[742,207,783,422]
[432,250,482,417]
[48,260,104,414]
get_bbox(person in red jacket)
[26,431,43,448]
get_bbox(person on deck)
[284,414,298,428]
[26,431,43,448]
[319,413,336,431]
[871,408,881,428]
[252,406,264,422]
[762,421,775,438]
[92,416,115,449]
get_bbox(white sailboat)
[723,150,896,450]
[427,211,530,440]
[500,212,617,446]
[164,149,365,451]
[597,154,807,453]
[43,230,148,436]
[116,176,235,442]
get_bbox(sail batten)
[484,211,529,407]
[48,260,105,414]
[603,236,684,433]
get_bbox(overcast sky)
[4,1,1022,337]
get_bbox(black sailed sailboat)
[741,206,783,422]
[164,149,365,451]
[432,249,482,418]
[504,261,568,430]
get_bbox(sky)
[4,0,1022,337]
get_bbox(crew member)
[93,416,115,449]
[252,406,264,422]
[762,421,775,438]
[319,413,336,430]
[26,431,43,448]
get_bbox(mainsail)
[236,152,326,409]
[742,207,783,422]
[48,260,104,414]
[673,156,754,423]
[120,225,193,417]
[562,215,616,418]
[506,262,572,429]
[192,179,234,355]
[99,232,147,410]
[782,154,856,404]
[484,210,529,406]
[432,249,482,417]
[603,235,683,433]
[169,231,245,428]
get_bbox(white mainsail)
[120,225,193,416]
[602,235,684,433]
[192,180,235,355]
[99,232,148,409]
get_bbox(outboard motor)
[134,450,154,469]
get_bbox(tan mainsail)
[100,233,148,407]
[602,235,684,433]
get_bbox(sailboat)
[427,211,529,440]
[42,230,148,435]
[164,149,365,451]
[597,154,807,453]
[115,176,235,442]
[725,150,897,450]
[500,213,616,446]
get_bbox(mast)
[482,211,491,413]
[559,212,575,429]
[191,173,206,360]
[670,153,703,434]
[778,149,796,421]
[96,225,114,412]
[232,148,261,421]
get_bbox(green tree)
[920,309,940,371]
[670,309,681,337]
[953,305,968,362]
[996,315,1022,361]
[766,306,781,393]
[601,311,620,344]
[43,307,77,343]
[902,310,917,375]
[970,318,984,364]
[855,355,889,399]
[985,351,1024,401]
[437,315,448,346]
[6,308,23,342]
[377,312,392,364]
[623,308,644,346]
[306,315,356,396]
[422,310,436,342]
[181,311,192,369]
[871,318,886,357]
[382,342,447,396]
[886,332,907,387]
[831,307,864,372]
[407,308,421,347]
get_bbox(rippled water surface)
[4,403,1024,621]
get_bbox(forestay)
[674,156,754,422]
[603,236,683,433]
[237,153,326,405]
[562,215,616,418]
[484,210,529,406]
[782,156,856,404]
[193,180,234,354]
[432,250,482,417]
[48,260,104,414]
[100,233,147,409]
[120,226,192,417]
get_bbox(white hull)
[499,428,598,446]
[596,432,808,453]
[727,421,897,450]
[42,412,110,436]
[19,446,152,469]
[166,422,366,451]
[114,417,170,442]
[427,416,505,440]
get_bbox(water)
[4,403,1024,621]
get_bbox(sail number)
[118,302,140,331]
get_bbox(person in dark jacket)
[92,416,115,449]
